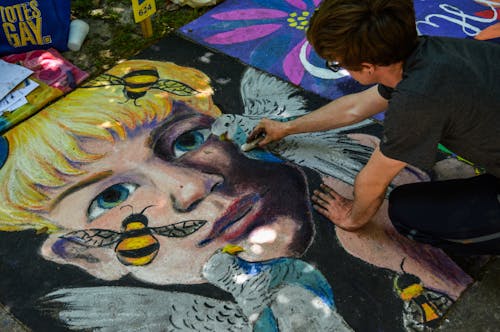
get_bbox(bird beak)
[221,244,245,255]
[219,132,228,141]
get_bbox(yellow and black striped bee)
[394,258,453,332]
[60,206,207,266]
[82,65,199,105]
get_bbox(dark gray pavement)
[439,256,500,332]
[0,304,28,331]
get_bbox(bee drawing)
[82,65,199,105]
[394,258,454,332]
[61,206,207,266]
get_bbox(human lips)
[197,192,261,247]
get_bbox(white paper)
[0,79,39,114]
[14,78,38,97]
[0,59,33,100]
[6,96,28,112]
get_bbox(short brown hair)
[307,0,418,68]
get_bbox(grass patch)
[66,0,212,77]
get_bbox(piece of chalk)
[241,137,264,152]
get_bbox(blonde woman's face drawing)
[41,102,313,285]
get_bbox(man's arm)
[312,147,407,231]
[248,85,388,145]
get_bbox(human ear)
[40,233,128,280]
[360,63,376,75]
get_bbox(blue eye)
[87,183,138,221]
[173,129,211,158]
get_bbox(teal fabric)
[0,136,7,169]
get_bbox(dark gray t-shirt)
[378,36,500,177]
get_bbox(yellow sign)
[131,0,157,23]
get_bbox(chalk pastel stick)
[241,136,264,152]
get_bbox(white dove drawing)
[203,247,354,332]
[211,67,376,187]
[41,247,353,331]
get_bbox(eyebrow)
[50,170,114,209]
[149,111,197,146]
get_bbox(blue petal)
[252,0,295,11]
[250,32,293,74]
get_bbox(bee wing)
[151,220,207,238]
[82,74,124,88]
[154,79,199,96]
[422,289,454,313]
[60,229,121,247]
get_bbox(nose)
[145,160,223,213]
[170,171,222,212]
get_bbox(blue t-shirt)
[0,0,71,55]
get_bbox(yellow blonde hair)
[0,60,220,233]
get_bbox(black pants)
[388,174,500,255]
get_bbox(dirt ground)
[63,1,213,78]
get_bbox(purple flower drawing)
[180,0,362,102]
[202,0,320,85]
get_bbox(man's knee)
[388,184,412,233]
[387,184,431,242]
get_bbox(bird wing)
[270,131,373,186]
[203,251,274,318]
[41,286,250,332]
[270,285,354,332]
[239,67,373,131]
[252,256,335,308]
[247,256,354,331]
[240,67,309,118]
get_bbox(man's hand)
[312,184,358,230]
[313,148,408,232]
[247,118,290,146]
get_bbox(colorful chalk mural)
[0,35,473,331]
[179,0,500,121]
